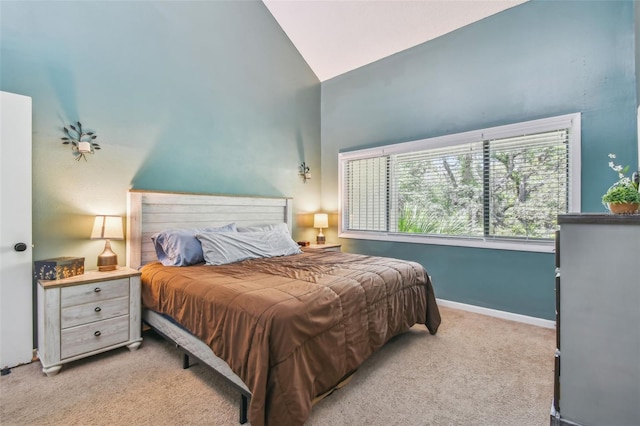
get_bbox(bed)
[126,190,441,426]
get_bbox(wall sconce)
[61,121,101,161]
[313,213,328,244]
[91,215,123,271]
[299,162,311,183]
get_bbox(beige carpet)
[0,307,555,425]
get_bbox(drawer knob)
[94,331,101,337]
[94,287,101,293]
[94,306,101,312]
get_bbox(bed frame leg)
[239,394,248,424]
[182,353,190,369]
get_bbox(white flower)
[606,153,634,187]
[608,157,625,174]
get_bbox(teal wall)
[321,0,638,320]
[1,1,321,267]
[636,1,639,172]
[636,1,640,107]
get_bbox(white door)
[0,91,33,370]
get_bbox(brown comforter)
[141,250,440,426]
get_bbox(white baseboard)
[436,298,556,329]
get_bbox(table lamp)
[91,215,124,271]
[313,213,328,244]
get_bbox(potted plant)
[601,153,640,214]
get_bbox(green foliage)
[601,182,640,204]
[393,141,566,240]
[397,205,467,235]
[488,145,565,239]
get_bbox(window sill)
[339,231,555,253]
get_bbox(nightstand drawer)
[61,278,129,307]
[61,315,129,359]
[61,296,129,328]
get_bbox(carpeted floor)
[0,307,555,425]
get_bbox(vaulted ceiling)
[263,0,528,82]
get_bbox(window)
[339,114,581,252]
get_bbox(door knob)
[13,243,27,252]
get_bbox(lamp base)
[97,239,118,272]
[97,263,117,272]
[316,235,326,245]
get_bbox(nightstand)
[37,267,142,376]
[301,243,342,252]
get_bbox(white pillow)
[196,229,301,266]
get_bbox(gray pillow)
[196,229,301,266]
[236,223,290,234]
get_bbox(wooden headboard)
[126,190,293,269]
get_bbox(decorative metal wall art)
[299,162,311,183]
[61,121,100,161]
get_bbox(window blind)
[390,142,484,236]
[339,113,579,248]
[485,129,569,240]
[344,156,388,232]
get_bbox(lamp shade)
[91,215,124,240]
[313,213,328,229]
